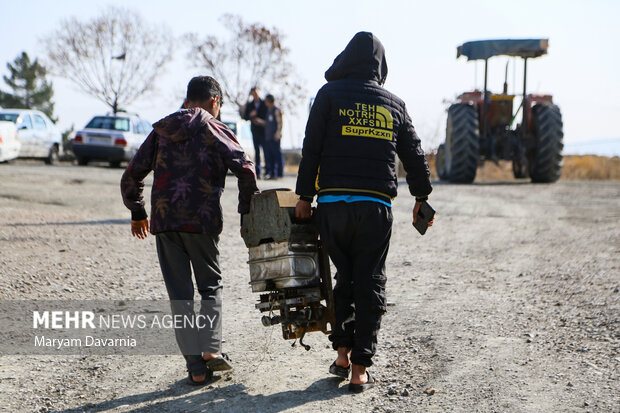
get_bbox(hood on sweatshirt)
[324,31,388,85]
[152,108,213,143]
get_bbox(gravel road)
[0,161,618,412]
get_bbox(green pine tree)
[0,52,56,121]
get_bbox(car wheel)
[109,161,122,168]
[45,145,59,165]
[77,157,89,166]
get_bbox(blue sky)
[1,0,618,155]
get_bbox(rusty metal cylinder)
[241,189,321,293]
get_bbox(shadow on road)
[56,377,345,413]
[8,219,130,227]
[399,179,534,187]
[471,180,536,186]
[431,180,534,186]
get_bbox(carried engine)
[241,189,334,350]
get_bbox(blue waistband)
[317,194,391,207]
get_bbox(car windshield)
[85,116,130,131]
[0,114,19,123]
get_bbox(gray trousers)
[156,231,222,374]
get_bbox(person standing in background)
[241,87,268,178]
[264,94,284,179]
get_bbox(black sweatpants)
[317,201,392,367]
[155,231,222,375]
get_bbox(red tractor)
[436,39,563,183]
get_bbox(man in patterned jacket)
[121,76,258,385]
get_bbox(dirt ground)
[0,161,618,413]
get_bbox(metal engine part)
[247,241,320,293]
[241,189,334,348]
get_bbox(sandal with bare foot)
[329,361,350,379]
[186,369,213,386]
[348,371,376,393]
[204,353,233,372]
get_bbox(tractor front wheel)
[435,144,448,180]
[529,105,563,183]
[513,161,528,179]
[512,146,529,179]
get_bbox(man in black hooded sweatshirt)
[295,32,433,392]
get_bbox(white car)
[0,109,62,164]
[0,120,21,162]
[222,118,255,160]
[72,113,152,167]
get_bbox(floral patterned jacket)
[121,108,258,235]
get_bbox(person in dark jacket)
[264,94,284,179]
[241,87,268,178]
[121,76,258,385]
[295,32,433,392]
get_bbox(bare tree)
[44,7,173,114]
[186,14,306,114]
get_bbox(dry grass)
[284,152,620,181]
[561,155,620,180]
[424,154,620,181]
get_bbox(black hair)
[265,94,275,103]
[186,76,223,106]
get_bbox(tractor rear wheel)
[529,104,563,183]
[441,104,479,183]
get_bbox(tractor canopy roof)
[457,39,549,60]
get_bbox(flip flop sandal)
[204,353,233,372]
[186,369,213,386]
[329,361,350,379]
[348,371,376,393]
